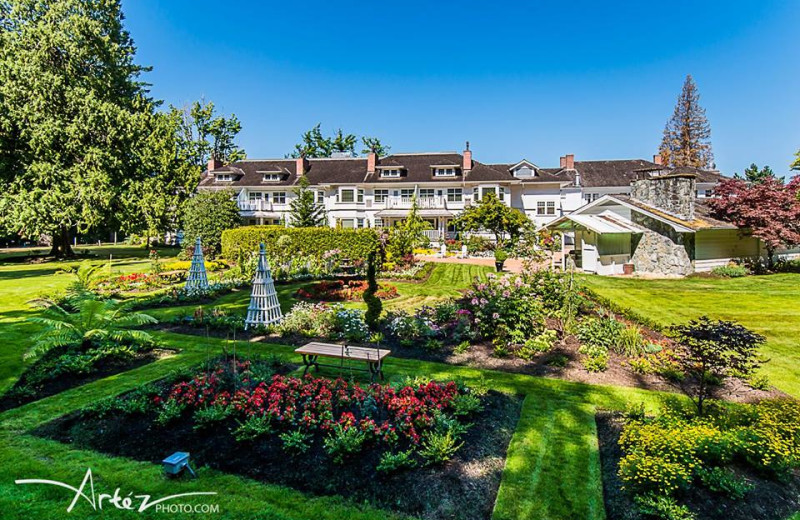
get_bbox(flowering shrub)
[296,279,399,301]
[460,274,546,341]
[618,398,800,513]
[385,300,476,347]
[94,271,184,293]
[278,302,369,342]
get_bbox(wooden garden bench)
[295,342,391,382]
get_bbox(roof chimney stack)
[367,152,376,175]
[559,156,566,168]
[653,154,663,166]
[564,154,575,169]
[295,156,308,176]
[462,141,472,172]
[208,156,222,173]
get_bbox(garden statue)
[461,244,467,258]
[440,243,446,258]
[185,237,209,291]
[244,243,283,329]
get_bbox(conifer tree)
[289,176,327,227]
[658,75,714,169]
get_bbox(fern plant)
[26,296,157,360]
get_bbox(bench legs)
[301,354,319,376]
[368,360,385,383]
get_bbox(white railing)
[385,196,446,209]
[422,230,457,241]
[238,200,273,212]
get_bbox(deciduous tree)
[709,176,800,268]
[290,124,389,158]
[453,192,530,247]
[182,190,242,256]
[658,75,714,169]
[361,136,391,156]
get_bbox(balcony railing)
[383,196,453,209]
[238,200,284,211]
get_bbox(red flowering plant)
[150,359,469,452]
[296,279,399,301]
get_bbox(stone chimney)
[631,173,696,220]
[462,141,472,172]
[208,156,222,172]
[564,154,575,169]
[653,154,663,166]
[367,152,376,175]
[559,156,566,168]
[295,156,308,176]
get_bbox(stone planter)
[495,260,505,272]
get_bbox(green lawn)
[1,258,797,519]
[582,273,800,398]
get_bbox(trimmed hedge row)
[221,226,381,261]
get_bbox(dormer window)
[514,166,535,178]
[380,169,402,178]
[434,167,456,177]
[216,173,232,182]
[261,173,282,182]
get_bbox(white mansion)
[198,144,724,240]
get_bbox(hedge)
[221,226,381,261]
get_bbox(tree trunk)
[61,226,74,257]
[766,246,775,271]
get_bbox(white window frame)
[374,218,384,228]
[536,201,547,215]
[273,192,287,204]
[374,189,389,203]
[316,190,325,204]
[358,189,364,203]
[418,188,435,199]
[339,188,356,203]
[400,188,414,198]
[248,192,263,201]
[447,188,463,202]
[261,173,282,182]
[216,174,232,182]
[380,169,401,178]
[339,218,356,229]
[546,201,555,215]
[433,167,456,177]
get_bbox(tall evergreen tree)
[658,75,714,169]
[289,176,326,227]
[361,136,391,156]
[0,0,151,256]
[289,124,388,158]
[734,163,781,184]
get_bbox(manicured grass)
[582,273,800,397]
[148,262,493,322]
[0,331,670,520]
[0,246,180,393]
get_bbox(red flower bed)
[296,279,399,301]
[162,367,459,445]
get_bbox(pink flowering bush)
[460,274,546,341]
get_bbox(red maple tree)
[709,176,800,267]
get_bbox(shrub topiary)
[221,225,380,262]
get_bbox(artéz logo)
[15,468,218,513]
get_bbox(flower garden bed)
[0,345,174,412]
[596,403,800,520]
[295,279,399,301]
[35,356,522,520]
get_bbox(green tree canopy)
[175,100,246,167]
[0,0,153,256]
[734,163,781,184]
[290,124,389,158]
[658,75,714,169]
[453,192,530,247]
[361,136,391,156]
[182,190,242,256]
[289,176,327,227]
[386,197,430,259]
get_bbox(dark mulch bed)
[596,411,800,520]
[0,348,175,413]
[152,323,783,403]
[35,390,522,520]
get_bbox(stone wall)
[630,230,694,276]
[631,174,696,220]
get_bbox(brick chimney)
[564,154,575,169]
[653,154,663,166]
[208,156,222,172]
[295,156,308,176]
[367,152,376,175]
[631,173,696,220]
[559,156,566,168]
[462,141,472,172]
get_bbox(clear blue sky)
[123,0,800,176]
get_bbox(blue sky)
[123,1,800,175]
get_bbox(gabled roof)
[548,210,646,234]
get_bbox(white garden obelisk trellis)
[185,237,209,292]
[245,243,282,329]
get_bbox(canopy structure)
[546,210,645,234]
[244,243,283,330]
[184,237,209,291]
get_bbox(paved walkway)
[417,254,562,273]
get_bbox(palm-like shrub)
[26,297,157,360]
